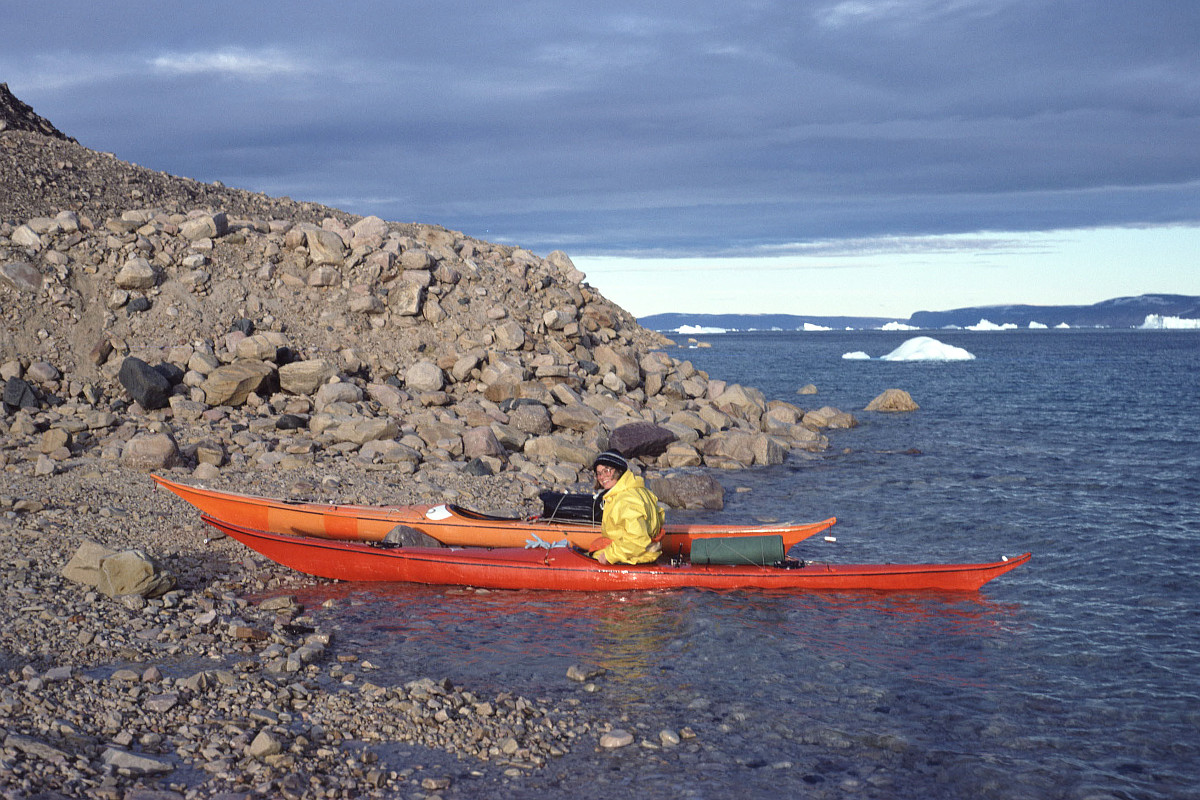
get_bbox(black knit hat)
[592,449,629,473]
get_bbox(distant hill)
[907,294,1200,329]
[640,294,1200,332]
[638,312,895,332]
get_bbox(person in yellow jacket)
[588,450,665,565]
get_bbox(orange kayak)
[202,514,1032,593]
[153,475,837,557]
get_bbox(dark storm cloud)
[5,0,1198,255]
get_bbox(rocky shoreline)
[0,94,914,798]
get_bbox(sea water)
[284,330,1200,799]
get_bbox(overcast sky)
[5,1,1199,317]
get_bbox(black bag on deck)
[539,491,604,523]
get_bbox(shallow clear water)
[285,330,1200,799]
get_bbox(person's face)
[595,464,620,490]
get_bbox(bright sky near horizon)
[4,1,1198,317]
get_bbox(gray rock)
[399,248,432,270]
[118,356,172,410]
[96,549,175,598]
[61,540,118,587]
[0,261,42,292]
[248,729,284,758]
[179,212,228,240]
[101,747,174,774]
[648,472,725,510]
[510,403,552,435]
[493,320,525,351]
[600,730,634,749]
[314,381,362,408]
[11,224,42,249]
[405,360,445,393]
[463,426,505,458]
[306,228,346,265]
[121,432,181,470]
[331,417,398,445]
[388,281,425,316]
[3,376,38,411]
[4,733,70,764]
[115,257,158,289]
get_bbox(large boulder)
[118,357,172,410]
[714,384,766,424]
[62,542,175,598]
[510,403,552,435]
[405,361,445,393]
[648,473,725,510]
[306,228,346,265]
[278,359,334,395]
[201,361,275,406]
[0,261,43,292]
[493,321,526,351]
[607,422,677,459]
[96,550,175,598]
[865,389,919,412]
[463,426,506,459]
[388,282,425,316]
[801,406,857,429]
[121,432,180,470]
[3,377,39,412]
[115,257,157,290]
[593,345,640,389]
[330,418,398,445]
[179,212,229,241]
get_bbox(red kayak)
[202,514,1031,593]
[153,474,836,556]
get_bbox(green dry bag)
[690,534,785,566]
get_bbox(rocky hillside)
[1,87,849,508]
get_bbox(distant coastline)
[639,293,1200,333]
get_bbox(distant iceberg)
[673,325,728,334]
[881,321,918,331]
[880,336,975,361]
[966,319,1018,331]
[1028,321,1048,329]
[842,337,974,361]
[1141,314,1200,330]
[801,322,832,331]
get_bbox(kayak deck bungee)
[201,514,1032,593]
[152,474,837,556]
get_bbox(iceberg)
[1141,314,1200,330]
[881,321,919,331]
[802,322,832,331]
[841,351,872,360]
[879,336,975,361]
[966,319,1018,331]
[674,325,728,335]
[1028,321,1048,329]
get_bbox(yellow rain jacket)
[592,470,665,565]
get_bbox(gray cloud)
[4,0,1198,256]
